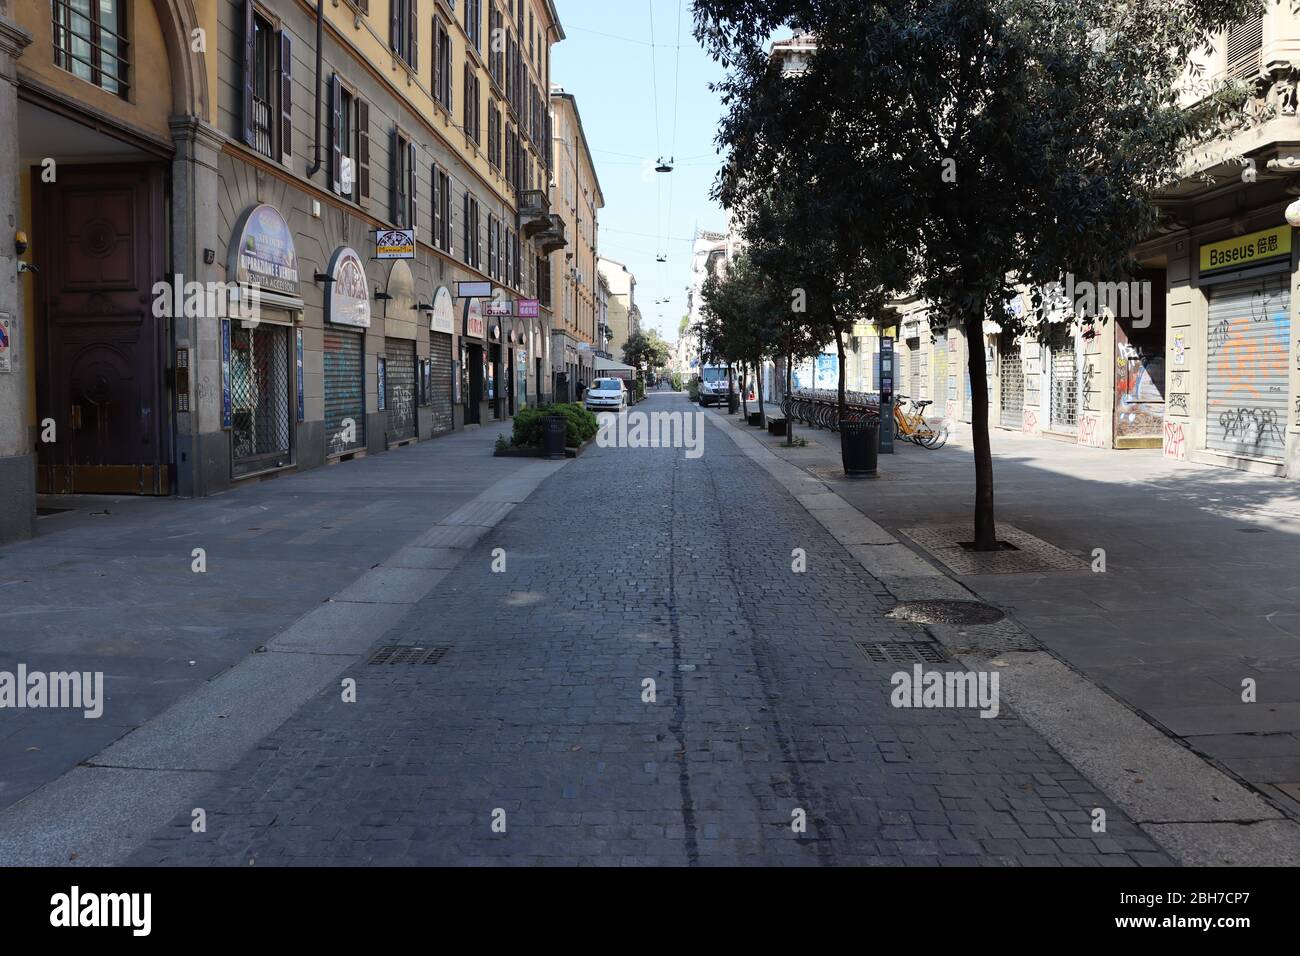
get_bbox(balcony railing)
[518,189,552,238]
[538,214,568,254]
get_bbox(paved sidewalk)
[0,420,523,814]
[713,407,1300,820]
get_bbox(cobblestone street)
[124,395,1168,866]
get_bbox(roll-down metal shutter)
[428,332,454,436]
[1207,278,1290,460]
[385,339,417,443]
[1049,341,1079,432]
[999,335,1024,428]
[324,329,365,456]
[907,338,921,400]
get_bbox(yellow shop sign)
[1200,225,1292,276]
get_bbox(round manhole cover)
[885,600,1005,626]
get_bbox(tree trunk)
[755,357,766,428]
[835,327,848,426]
[964,302,997,551]
[740,365,749,419]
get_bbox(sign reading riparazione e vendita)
[230,204,300,297]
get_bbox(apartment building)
[548,87,603,400]
[596,256,638,363]
[0,0,567,541]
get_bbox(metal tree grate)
[367,645,449,665]
[857,641,950,665]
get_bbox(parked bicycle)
[893,395,948,449]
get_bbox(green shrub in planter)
[512,403,597,448]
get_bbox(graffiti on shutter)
[385,339,417,443]
[1207,277,1290,460]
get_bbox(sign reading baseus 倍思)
[1199,225,1292,277]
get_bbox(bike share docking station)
[878,336,895,455]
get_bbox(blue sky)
[551,0,729,342]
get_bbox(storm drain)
[885,600,1006,626]
[367,646,449,665]
[857,641,950,665]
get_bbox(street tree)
[695,0,1261,550]
[622,330,671,382]
[698,251,785,422]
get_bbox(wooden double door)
[35,165,168,495]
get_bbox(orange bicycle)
[893,395,948,449]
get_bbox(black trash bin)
[543,415,568,460]
[748,411,764,427]
[840,419,879,478]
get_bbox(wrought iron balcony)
[518,189,552,238]
[538,214,567,255]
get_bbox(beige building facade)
[0,0,569,541]
[548,87,603,399]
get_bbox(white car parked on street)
[584,377,627,412]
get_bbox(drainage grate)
[857,641,950,665]
[367,645,449,665]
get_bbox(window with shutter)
[280,31,293,165]
[241,0,255,146]
[408,140,418,235]
[463,193,472,265]
[357,98,370,204]
[1225,17,1263,81]
[391,129,409,226]
[329,74,343,194]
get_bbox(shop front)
[429,287,456,436]
[462,298,486,426]
[224,204,302,480]
[382,260,419,447]
[323,246,369,459]
[1198,227,1292,465]
[485,298,513,420]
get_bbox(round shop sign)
[326,246,371,328]
[229,203,300,298]
[431,287,455,335]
